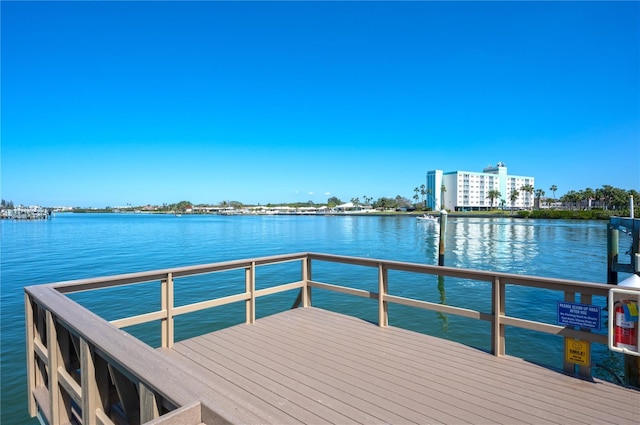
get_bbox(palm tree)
[520,184,534,210]
[601,185,615,210]
[549,185,557,202]
[420,184,427,208]
[440,184,447,210]
[413,187,420,207]
[534,189,545,209]
[581,187,595,210]
[560,190,581,210]
[486,190,501,209]
[509,189,519,214]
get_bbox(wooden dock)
[161,307,639,425]
[25,252,640,425]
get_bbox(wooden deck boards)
[160,307,639,425]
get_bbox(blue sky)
[2,1,638,207]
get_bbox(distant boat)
[417,214,438,223]
[175,213,182,217]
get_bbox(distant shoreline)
[56,210,624,220]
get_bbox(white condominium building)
[426,162,535,211]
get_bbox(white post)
[630,195,634,218]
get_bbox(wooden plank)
[47,310,71,424]
[57,366,82,405]
[254,280,304,298]
[492,276,505,355]
[110,310,166,329]
[81,338,98,425]
[172,292,250,317]
[500,315,607,344]
[378,264,388,327]
[96,408,116,425]
[33,386,51,425]
[161,273,174,349]
[33,335,48,364]
[307,280,374,298]
[384,293,490,320]
[301,256,311,307]
[245,265,254,324]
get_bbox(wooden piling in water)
[607,224,619,285]
[438,210,447,266]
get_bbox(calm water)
[0,213,630,424]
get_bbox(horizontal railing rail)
[25,252,638,425]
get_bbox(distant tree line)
[555,185,638,211]
[1,199,15,209]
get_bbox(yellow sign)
[565,338,590,366]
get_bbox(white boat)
[417,214,438,223]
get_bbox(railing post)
[491,276,505,356]
[303,256,312,307]
[246,262,255,324]
[80,341,110,424]
[25,293,37,417]
[161,273,174,348]
[578,293,592,379]
[34,305,48,414]
[378,264,388,327]
[80,338,98,425]
[563,291,576,374]
[47,311,72,424]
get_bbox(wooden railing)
[25,252,632,425]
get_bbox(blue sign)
[557,301,601,330]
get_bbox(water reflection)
[449,218,538,273]
[437,275,448,332]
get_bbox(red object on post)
[614,301,638,351]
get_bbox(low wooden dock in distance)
[25,253,640,425]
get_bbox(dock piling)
[438,210,447,266]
